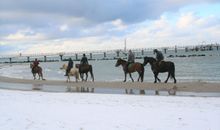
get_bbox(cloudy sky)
[0,0,220,55]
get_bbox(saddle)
[128,63,133,69]
[155,61,165,70]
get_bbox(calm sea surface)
[0,49,220,83]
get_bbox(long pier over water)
[1,44,220,63]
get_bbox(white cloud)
[59,24,69,32]
[111,19,127,30]
[5,29,46,41]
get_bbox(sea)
[0,48,220,96]
[0,48,220,83]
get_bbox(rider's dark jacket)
[156,51,164,61]
[68,59,73,69]
[80,56,88,65]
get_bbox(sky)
[0,0,220,55]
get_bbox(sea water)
[0,53,220,83]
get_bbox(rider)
[126,50,135,71]
[80,54,89,65]
[65,58,73,76]
[153,49,164,67]
[32,58,39,71]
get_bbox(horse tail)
[89,65,94,82]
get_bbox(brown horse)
[75,64,94,82]
[30,64,45,80]
[115,58,144,82]
[143,57,176,83]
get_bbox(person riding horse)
[153,49,164,68]
[80,54,88,65]
[32,58,39,72]
[65,58,73,76]
[126,50,135,71]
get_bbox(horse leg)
[80,73,84,81]
[75,75,78,82]
[38,73,40,80]
[129,73,134,82]
[157,77,161,82]
[141,70,144,82]
[85,72,88,81]
[165,72,171,83]
[171,71,177,83]
[123,72,127,82]
[33,73,36,80]
[154,72,159,83]
[90,70,94,82]
[66,75,70,82]
[137,72,141,82]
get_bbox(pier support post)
[90,53,92,59]
[185,47,188,52]
[104,52,106,58]
[116,50,120,57]
[175,46,177,53]
[217,46,219,50]
[141,49,144,56]
[163,48,167,54]
[75,54,78,60]
[27,57,30,62]
[59,54,63,61]
[9,58,12,63]
[44,56,47,62]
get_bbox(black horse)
[75,64,94,82]
[143,57,176,83]
[115,58,144,82]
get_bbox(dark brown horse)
[75,64,94,82]
[30,64,45,80]
[143,57,176,83]
[115,58,144,82]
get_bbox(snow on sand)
[0,89,220,130]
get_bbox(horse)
[143,57,176,83]
[115,58,144,82]
[75,64,94,82]
[30,64,45,80]
[60,64,80,82]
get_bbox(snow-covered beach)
[1,89,220,130]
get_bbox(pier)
[0,44,219,64]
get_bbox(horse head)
[143,57,156,66]
[30,63,34,69]
[115,58,126,67]
[75,64,80,68]
[60,64,67,70]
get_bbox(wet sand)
[0,76,220,93]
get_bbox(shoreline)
[0,76,220,93]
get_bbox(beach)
[1,75,220,93]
